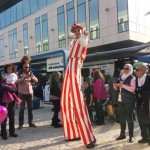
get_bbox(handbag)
[107,102,115,117]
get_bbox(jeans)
[94,100,105,123]
[18,93,33,125]
[52,99,60,125]
[118,102,134,137]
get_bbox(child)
[83,80,94,125]
[3,64,22,105]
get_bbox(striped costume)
[61,35,95,146]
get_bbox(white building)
[0,0,150,76]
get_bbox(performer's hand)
[83,30,88,36]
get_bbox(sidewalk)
[0,104,149,150]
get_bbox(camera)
[114,80,120,84]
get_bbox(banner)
[47,56,64,72]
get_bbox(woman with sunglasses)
[113,64,136,143]
[16,62,38,129]
[135,63,150,145]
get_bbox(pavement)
[0,104,150,150]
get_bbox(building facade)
[0,0,150,74]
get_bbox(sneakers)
[10,133,18,137]
[116,135,126,140]
[18,125,23,130]
[138,138,148,143]
[16,98,22,105]
[2,136,7,140]
[129,136,134,143]
[29,123,37,127]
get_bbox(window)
[38,0,47,10]
[0,35,5,61]
[117,0,129,32]
[30,0,38,13]
[5,9,11,26]
[67,1,75,41]
[47,0,56,5]
[23,23,29,55]
[8,31,13,59]
[35,17,42,53]
[42,14,49,51]
[17,1,23,20]
[77,0,86,29]
[0,13,6,29]
[23,0,30,17]
[8,29,18,59]
[57,6,66,47]
[89,0,100,40]
[13,29,18,58]
[11,5,17,23]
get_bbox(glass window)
[35,17,42,53]
[17,1,23,20]
[13,29,18,58]
[67,1,75,41]
[0,12,6,28]
[38,0,47,10]
[47,0,56,5]
[77,0,85,5]
[5,9,11,26]
[23,23,29,55]
[42,14,49,51]
[0,35,5,61]
[57,6,66,47]
[23,0,30,17]
[77,0,86,29]
[30,0,38,13]
[8,29,18,59]
[11,5,17,23]
[89,0,100,40]
[117,0,129,32]
[8,31,13,59]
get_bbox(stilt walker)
[61,23,96,148]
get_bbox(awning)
[86,42,150,60]
[138,55,150,63]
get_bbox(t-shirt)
[84,87,93,105]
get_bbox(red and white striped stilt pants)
[61,58,95,146]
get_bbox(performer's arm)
[79,31,89,47]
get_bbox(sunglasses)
[25,67,30,68]
[135,69,140,72]
[123,68,129,70]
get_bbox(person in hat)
[61,23,96,148]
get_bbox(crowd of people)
[0,55,38,140]
[0,22,150,149]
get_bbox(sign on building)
[47,56,64,72]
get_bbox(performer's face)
[74,28,82,39]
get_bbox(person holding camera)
[16,62,38,129]
[113,64,136,143]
